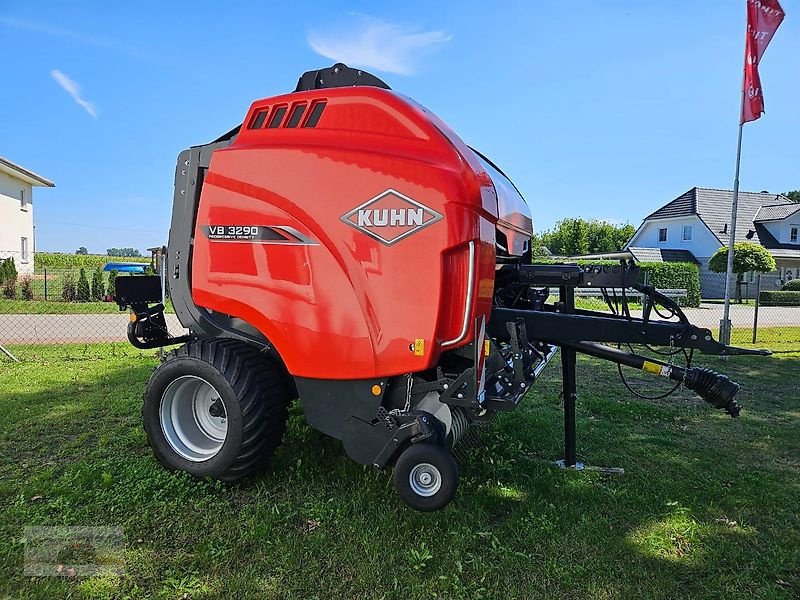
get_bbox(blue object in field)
[103,262,148,273]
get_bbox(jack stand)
[553,284,621,475]
[557,284,580,468]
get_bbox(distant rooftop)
[754,203,800,223]
[0,156,54,187]
[643,187,793,247]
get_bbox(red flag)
[741,0,785,123]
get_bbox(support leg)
[557,285,582,470]
[561,341,578,467]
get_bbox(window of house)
[20,189,27,211]
[682,225,693,241]
[21,237,29,262]
[791,226,798,243]
[658,227,667,243]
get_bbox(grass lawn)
[0,300,123,315]
[1,344,798,599]
[0,300,175,315]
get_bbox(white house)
[0,157,54,275]
[626,187,800,297]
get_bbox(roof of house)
[0,156,55,187]
[643,187,794,247]
[754,203,800,222]
[629,247,699,264]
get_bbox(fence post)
[752,274,761,344]
[44,268,48,301]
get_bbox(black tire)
[393,443,459,511]
[142,338,290,482]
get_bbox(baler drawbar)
[117,64,767,511]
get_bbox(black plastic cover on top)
[295,63,391,92]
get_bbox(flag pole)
[720,42,749,346]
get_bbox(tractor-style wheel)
[393,443,459,511]
[142,338,290,482]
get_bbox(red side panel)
[191,87,497,379]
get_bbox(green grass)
[0,299,175,315]
[0,300,123,315]
[1,344,799,599]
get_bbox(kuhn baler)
[117,64,765,511]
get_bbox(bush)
[91,267,105,301]
[759,290,800,306]
[76,268,91,302]
[20,277,34,300]
[638,262,701,307]
[781,279,800,291]
[2,277,16,299]
[62,274,77,302]
[709,242,776,275]
[0,257,18,283]
[5,257,17,281]
[107,269,119,298]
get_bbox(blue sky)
[1,0,798,253]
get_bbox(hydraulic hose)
[560,341,741,417]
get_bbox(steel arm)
[488,306,769,356]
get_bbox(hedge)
[781,279,800,291]
[759,291,800,306]
[35,252,150,269]
[571,259,701,307]
[638,262,701,307]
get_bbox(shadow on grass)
[0,352,798,598]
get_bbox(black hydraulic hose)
[560,341,741,417]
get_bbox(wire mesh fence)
[1,252,798,361]
[0,251,184,360]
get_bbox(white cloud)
[307,14,451,76]
[50,70,97,118]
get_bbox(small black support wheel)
[142,338,291,482]
[393,443,459,511]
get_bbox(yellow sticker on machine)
[484,340,491,356]
[642,361,662,375]
[414,338,425,356]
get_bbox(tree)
[76,268,91,302]
[91,267,105,301]
[0,257,18,282]
[538,218,634,256]
[107,269,119,298]
[2,277,16,299]
[20,277,34,300]
[784,190,800,203]
[107,247,142,257]
[75,247,89,255]
[709,242,776,302]
[62,274,77,302]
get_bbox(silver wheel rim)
[409,462,442,497]
[159,375,227,462]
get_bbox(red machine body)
[117,65,749,510]
[190,87,503,380]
